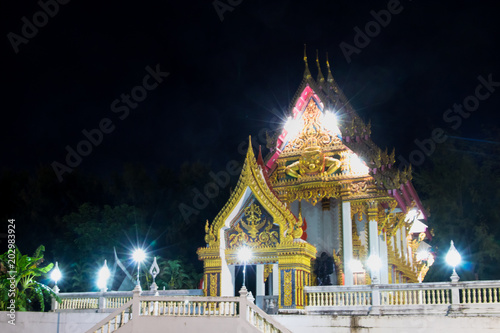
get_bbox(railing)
[84,287,291,333]
[138,298,239,316]
[460,283,500,304]
[53,289,202,312]
[380,285,452,305]
[309,289,371,306]
[305,280,500,316]
[59,297,99,310]
[247,301,290,333]
[86,301,133,333]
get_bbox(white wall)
[274,314,500,333]
[0,311,109,333]
[5,311,500,333]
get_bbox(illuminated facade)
[198,50,434,311]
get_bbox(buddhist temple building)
[197,49,434,312]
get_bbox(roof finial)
[326,52,334,83]
[316,49,325,83]
[303,44,312,80]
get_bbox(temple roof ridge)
[206,137,303,247]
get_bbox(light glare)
[322,111,340,134]
[446,240,461,268]
[238,246,252,263]
[51,262,62,283]
[284,116,302,141]
[367,255,382,272]
[349,154,369,175]
[97,260,111,290]
[132,248,146,263]
[349,259,364,273]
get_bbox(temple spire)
[303,44,312,80]
[326,52,334,84]
[316,50,325,83]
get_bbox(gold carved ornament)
[283,100,342,178]
[209,273,218,296]
[264,264,273,282]
[207,139,301,245]
[228,203,279,248]
[283,270,293,306]
[205,220,217,247]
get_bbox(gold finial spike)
[303,44,312,80]
[326,52,334,83]
[316,50,325,83]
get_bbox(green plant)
[0,245,61,311]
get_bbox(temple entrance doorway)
[234,264,256,299]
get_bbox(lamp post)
[97,260,111,292]
[238,246,252,288]
[50,261,62,293]
[132,248,146,290]
[445,240,461,283]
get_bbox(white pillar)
[342,201,353,286]
[379,233,389,284]
[256,265,264,296]
[368,219,380,282]
[272,264,279,296]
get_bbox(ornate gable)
[203,138,303,249]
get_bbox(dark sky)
[1,0,499,179]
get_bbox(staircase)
[85,287,290,333]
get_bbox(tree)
[414,138,500,281]
[0,245,60,311]
[156,258,199,290]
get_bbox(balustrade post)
[239,286,249,323]
[98,293,106,313]
[370,284,380,315]
[451,282,460,305]
[132,287,142,319]
[50,295,58,312]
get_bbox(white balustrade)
[305,280,500,315]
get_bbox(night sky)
[2,0,499,180]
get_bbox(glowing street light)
[97,260,111,292]
[445,240,461,283]
[238,246,252,288]
[132,248,146,290]
[50,261,62,293]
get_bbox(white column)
[256,265,265,296]
[272,264,279,296]
[379,233,389,284]
[368,219,380,282]
[342,201,353,286]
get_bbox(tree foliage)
[0,161,234,293]
[414,137,500,281]
[0,245,61,311]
